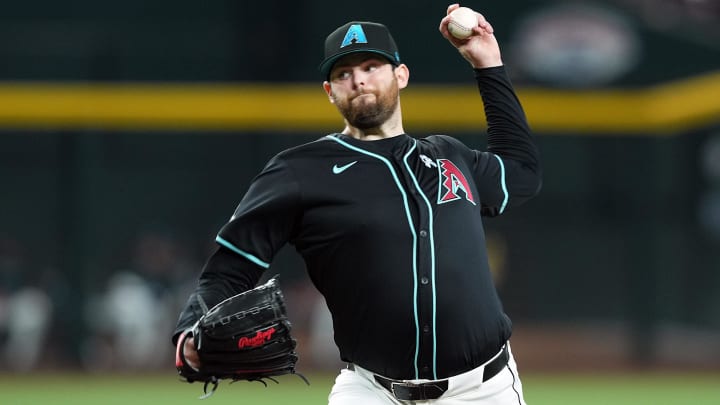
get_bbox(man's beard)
[336,81,399,130]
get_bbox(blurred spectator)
[82,228,197,370]
[0,234,53,372]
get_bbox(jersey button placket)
[402,154,434,380]
[416,225,434,378]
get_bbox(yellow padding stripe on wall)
[0,71,718,134]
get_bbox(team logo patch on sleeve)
[437,159,476,205]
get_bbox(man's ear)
[323,81,335,103]
[395,64,410,89]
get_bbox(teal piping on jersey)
[215,235,270,268]
[492,154,509,214]
[403,140,438,380]
[325,134,422,379]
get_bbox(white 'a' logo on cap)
[340,24,368,48]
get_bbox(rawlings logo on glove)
[239,327,276,349]
[176,277,308,398]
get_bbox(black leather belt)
[481,344,510,383]
[349,345,509,401]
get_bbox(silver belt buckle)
[390,381,415,400]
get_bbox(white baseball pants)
[328,344,527,405]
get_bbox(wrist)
[469,56,503,69]
[473,65,506,76]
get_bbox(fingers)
[183,337,201,370]
[439,4,494,41]
[438,15,452,40]
[439,3,459,39]
[446,3,460,15]
[476,13,493,34]
[476,14,493,35]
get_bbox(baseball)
[447,7,478,40]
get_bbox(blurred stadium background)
[1,0,719,403]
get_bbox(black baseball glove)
[176,277,307,397]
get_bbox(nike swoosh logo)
[332,161,358,174]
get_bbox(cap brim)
[319,49,399,79]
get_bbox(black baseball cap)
[319,21,401,79]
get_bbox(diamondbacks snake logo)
[437,159,476,205]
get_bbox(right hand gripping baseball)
[439,3,503,68]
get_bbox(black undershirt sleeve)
[172,246,265,344]
[475,66,540,172]
[474,66,542,209]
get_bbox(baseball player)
[174,4,541,404]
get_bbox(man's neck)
[341,117,405,141]
[341,129,403,141]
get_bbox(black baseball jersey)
[174,66,541,381]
